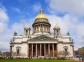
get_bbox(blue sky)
[0,0,48,25]
[0,0,84,51]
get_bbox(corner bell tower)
[32,10,51,34]
[24,25,31,37]
[53,24,60,38]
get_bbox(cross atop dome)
[40,9,43,14]
[35,9,47,19]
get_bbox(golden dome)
[35,10,47,19]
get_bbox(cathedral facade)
[10,10,74,59]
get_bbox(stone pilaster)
[27,44,29,58]
[40,44,41,56]
[52,44,54,57]
[48,44,50,57]
[10,45,12,58]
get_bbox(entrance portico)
[28,43,57,58]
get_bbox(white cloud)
[0,5,10,51]
[0,5,9,33]
[0,23,7,33]
[0,6,9,22]
[48,0,84,15]
[0,41,9,52]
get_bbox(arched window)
[16,46,21,56]
[63,46,69,56]
[63,46,68,51]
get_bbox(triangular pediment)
[28,35,57,41]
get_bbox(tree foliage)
[78,47,84,56]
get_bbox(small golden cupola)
[32,9,51,34]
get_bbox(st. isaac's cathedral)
[10,10,74,59]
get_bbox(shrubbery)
[57,57,66,60]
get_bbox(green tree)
[78,47,84,57]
